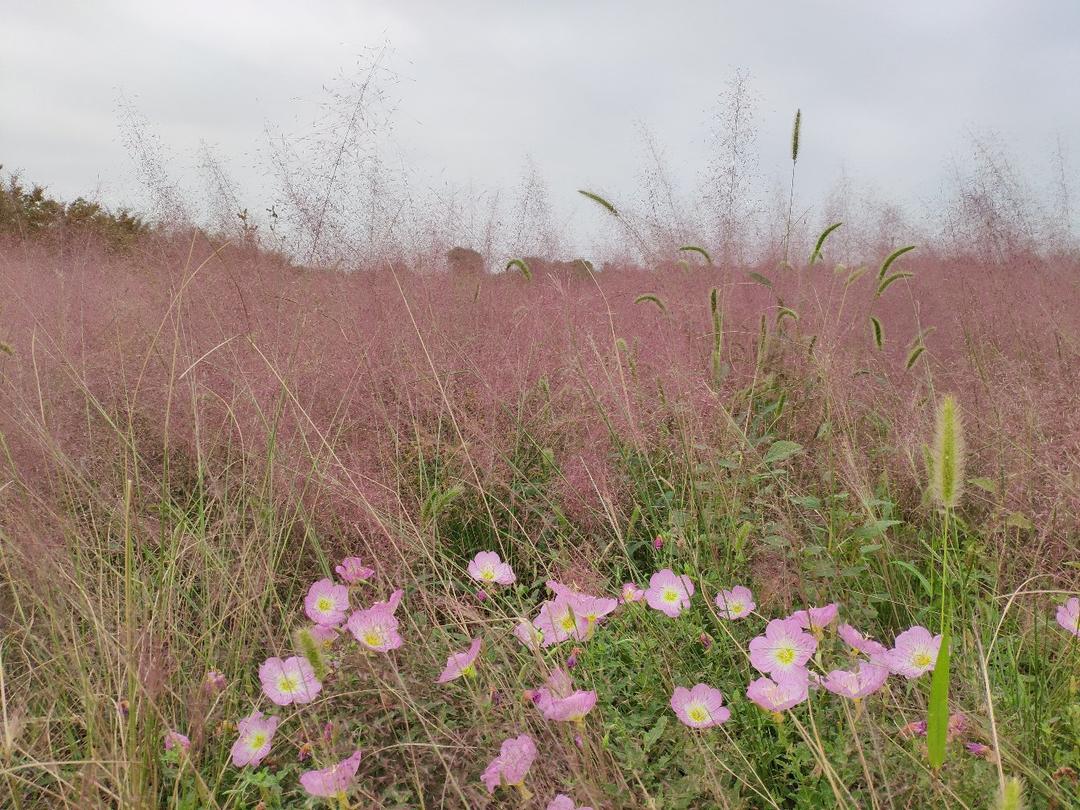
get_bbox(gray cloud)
[3,0,1077,250]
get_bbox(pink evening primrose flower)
[748,619,817,676]
[230,710,279,767]
[620,582,645,603]
[1056,597,1080,637]
[335,557,375,583]
[837,623,888,658]
[514,619,544,649]
[670,684,731,729]
[308,624,339,647]
[163,730,190,752]
[644,569,695,618]
[299,749,362,798]
[536,689,598,722]
[788,603,839,634]
[371,588,404,614]
[468,551,516,585]
[883,626,942,679]
[548,796,595,810]
[204,670,227,694]
[821,660,889,699]
[347,605,404,652]
[304,578,350,627]
[481,734,537,793]
[259,656,322,706]
[533,597,587,645]
[437,638,482,683]
[715,586,755,620]
[746,672,810,713]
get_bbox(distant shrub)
[0,166,149,251]
[446,246,485,275]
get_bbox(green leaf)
[1005,512,1034,531]
[926,629,952,770]
[968,476,998,496]
[764,440,802,465]
[890,559,932,597]
[643,715,668,751]
[747,271,773,288]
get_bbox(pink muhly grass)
[746,672,810,713]
[715,585,755,620]
[548,795,594,810]
[670,684,730,729]
[1056,597,1080,636]
[437,637,482,683]
[335,557,375,583]
[837,623,888,658]
[163,730,190,752]
[620,582,645,603]
[347,605,404,652]
[304,578,350,626]
[481,734,537,793]
[883,625,941,678]
[258,656,322,705]
[230,710,279,767]
[299,749,363,798]
[467,551,516,585]
[748,618,817,676]
[788,603,839,634]
[644,569,695,618]
[821,660,889,699]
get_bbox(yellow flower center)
[316,597,333,612]
[481,569,495,581]
[687,704,710,724]
[278,675,297,693]
[461,664,477,678]
[729,600,744,615]
[663,588,680,603]
[363,630,385,648]
[775,646,796,666]
[247,731,267,751]
[912,652,932,668]
[560,614,577,632]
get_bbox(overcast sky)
[3,1,1078,250]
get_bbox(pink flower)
[621,582,645,603]
[335,557,375,583]
[748,619,817,676]
[481,734,537,793]
[546,582,619,629]
[883,626,942,679]
[230,710,278,767]
[1056,597,1080,637]
[468,551,516,585]
[204,670,227,694]
[475,589,489,602]
[948,712,968,741]
[164,730,190,752]
[653,535,664,550]
[536,689,597,722]
[372,588,404,614]
[533,597,587,645]
[299,749,362,798]
[965,742,994,760]
[347,605,404,652]
[837,624,888,658]
[746,672,810,712]
[437,638,482,683]
[821,660,889,699]
[259,656,322,705]
[513,619,544,649]
[308,624,339,647]
[900,720,928,737]
[304,578,350,626]
[715,586,755,620]
[548,796,594,810]
[644,569,695,618]
[670,684,730,729]
[788,603,839,634]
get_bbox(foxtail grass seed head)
[294,628,330,681]
[931,395,966,510]
[995,777,1026,810]
[791,108,802,163]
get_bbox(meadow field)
[1,198,1078,810]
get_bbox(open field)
[1,227,1078,808]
